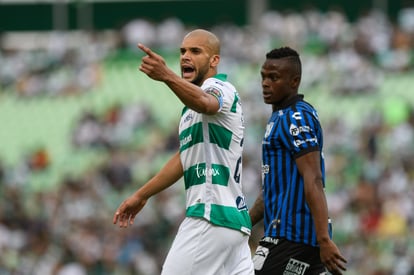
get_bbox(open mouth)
[182,65,195,78]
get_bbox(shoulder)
[203,76,239,107]
[204,74,235,91]
[290,100,320,121]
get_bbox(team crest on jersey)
[264,122,274,138]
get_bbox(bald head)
[184,29,220,55]
[180,29,221,85]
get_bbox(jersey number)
[234,156,241,184]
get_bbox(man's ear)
[210,54,220,68]
[291,75,301,88]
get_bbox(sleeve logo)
[289,124,311,136]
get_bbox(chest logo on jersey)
[264,122,274,138]
[195,163,220,177]
[292,112,302,120]
[289,124,311,136]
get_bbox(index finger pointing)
[137,43,155,57]
[113,211,119,224]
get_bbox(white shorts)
[161,217,254,275]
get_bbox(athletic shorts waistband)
[260,237,280,245]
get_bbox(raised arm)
[137,43,219,114]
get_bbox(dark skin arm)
[296,151,347,274]
[113,151,183,228]
[249,190,264,227]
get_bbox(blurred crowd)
[0,31,115,97]
[1,6,414,275]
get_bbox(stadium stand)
[0,5,414,274]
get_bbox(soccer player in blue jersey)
[249,47,347,275]
[113,29,254,275]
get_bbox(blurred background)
[0,0,414,274]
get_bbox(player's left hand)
[113,194,147,228]
[319,240,347,274]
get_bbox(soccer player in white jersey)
[113,29,254,275]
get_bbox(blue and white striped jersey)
[261,94,331,246]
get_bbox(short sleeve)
[281,109,321,158]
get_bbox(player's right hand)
[137,43,170,82]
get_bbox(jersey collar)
[213,73,227,81]
[273,94,304,111]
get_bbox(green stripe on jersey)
[210,204,252,231]
[183,163,230,189]
[181,106,189,115]
[186,203,252,233]
[179,122,203,152]
[211,164,230,186]
[186,203,205,217]
[230,94,239,113]
[183,163,206,189]
[208,123,232,150]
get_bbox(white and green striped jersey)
[178,74,251,235]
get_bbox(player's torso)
[261,100,326,245]
[177,77,251,234]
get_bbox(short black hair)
[266,46,301,76]
[266,46,299,59]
